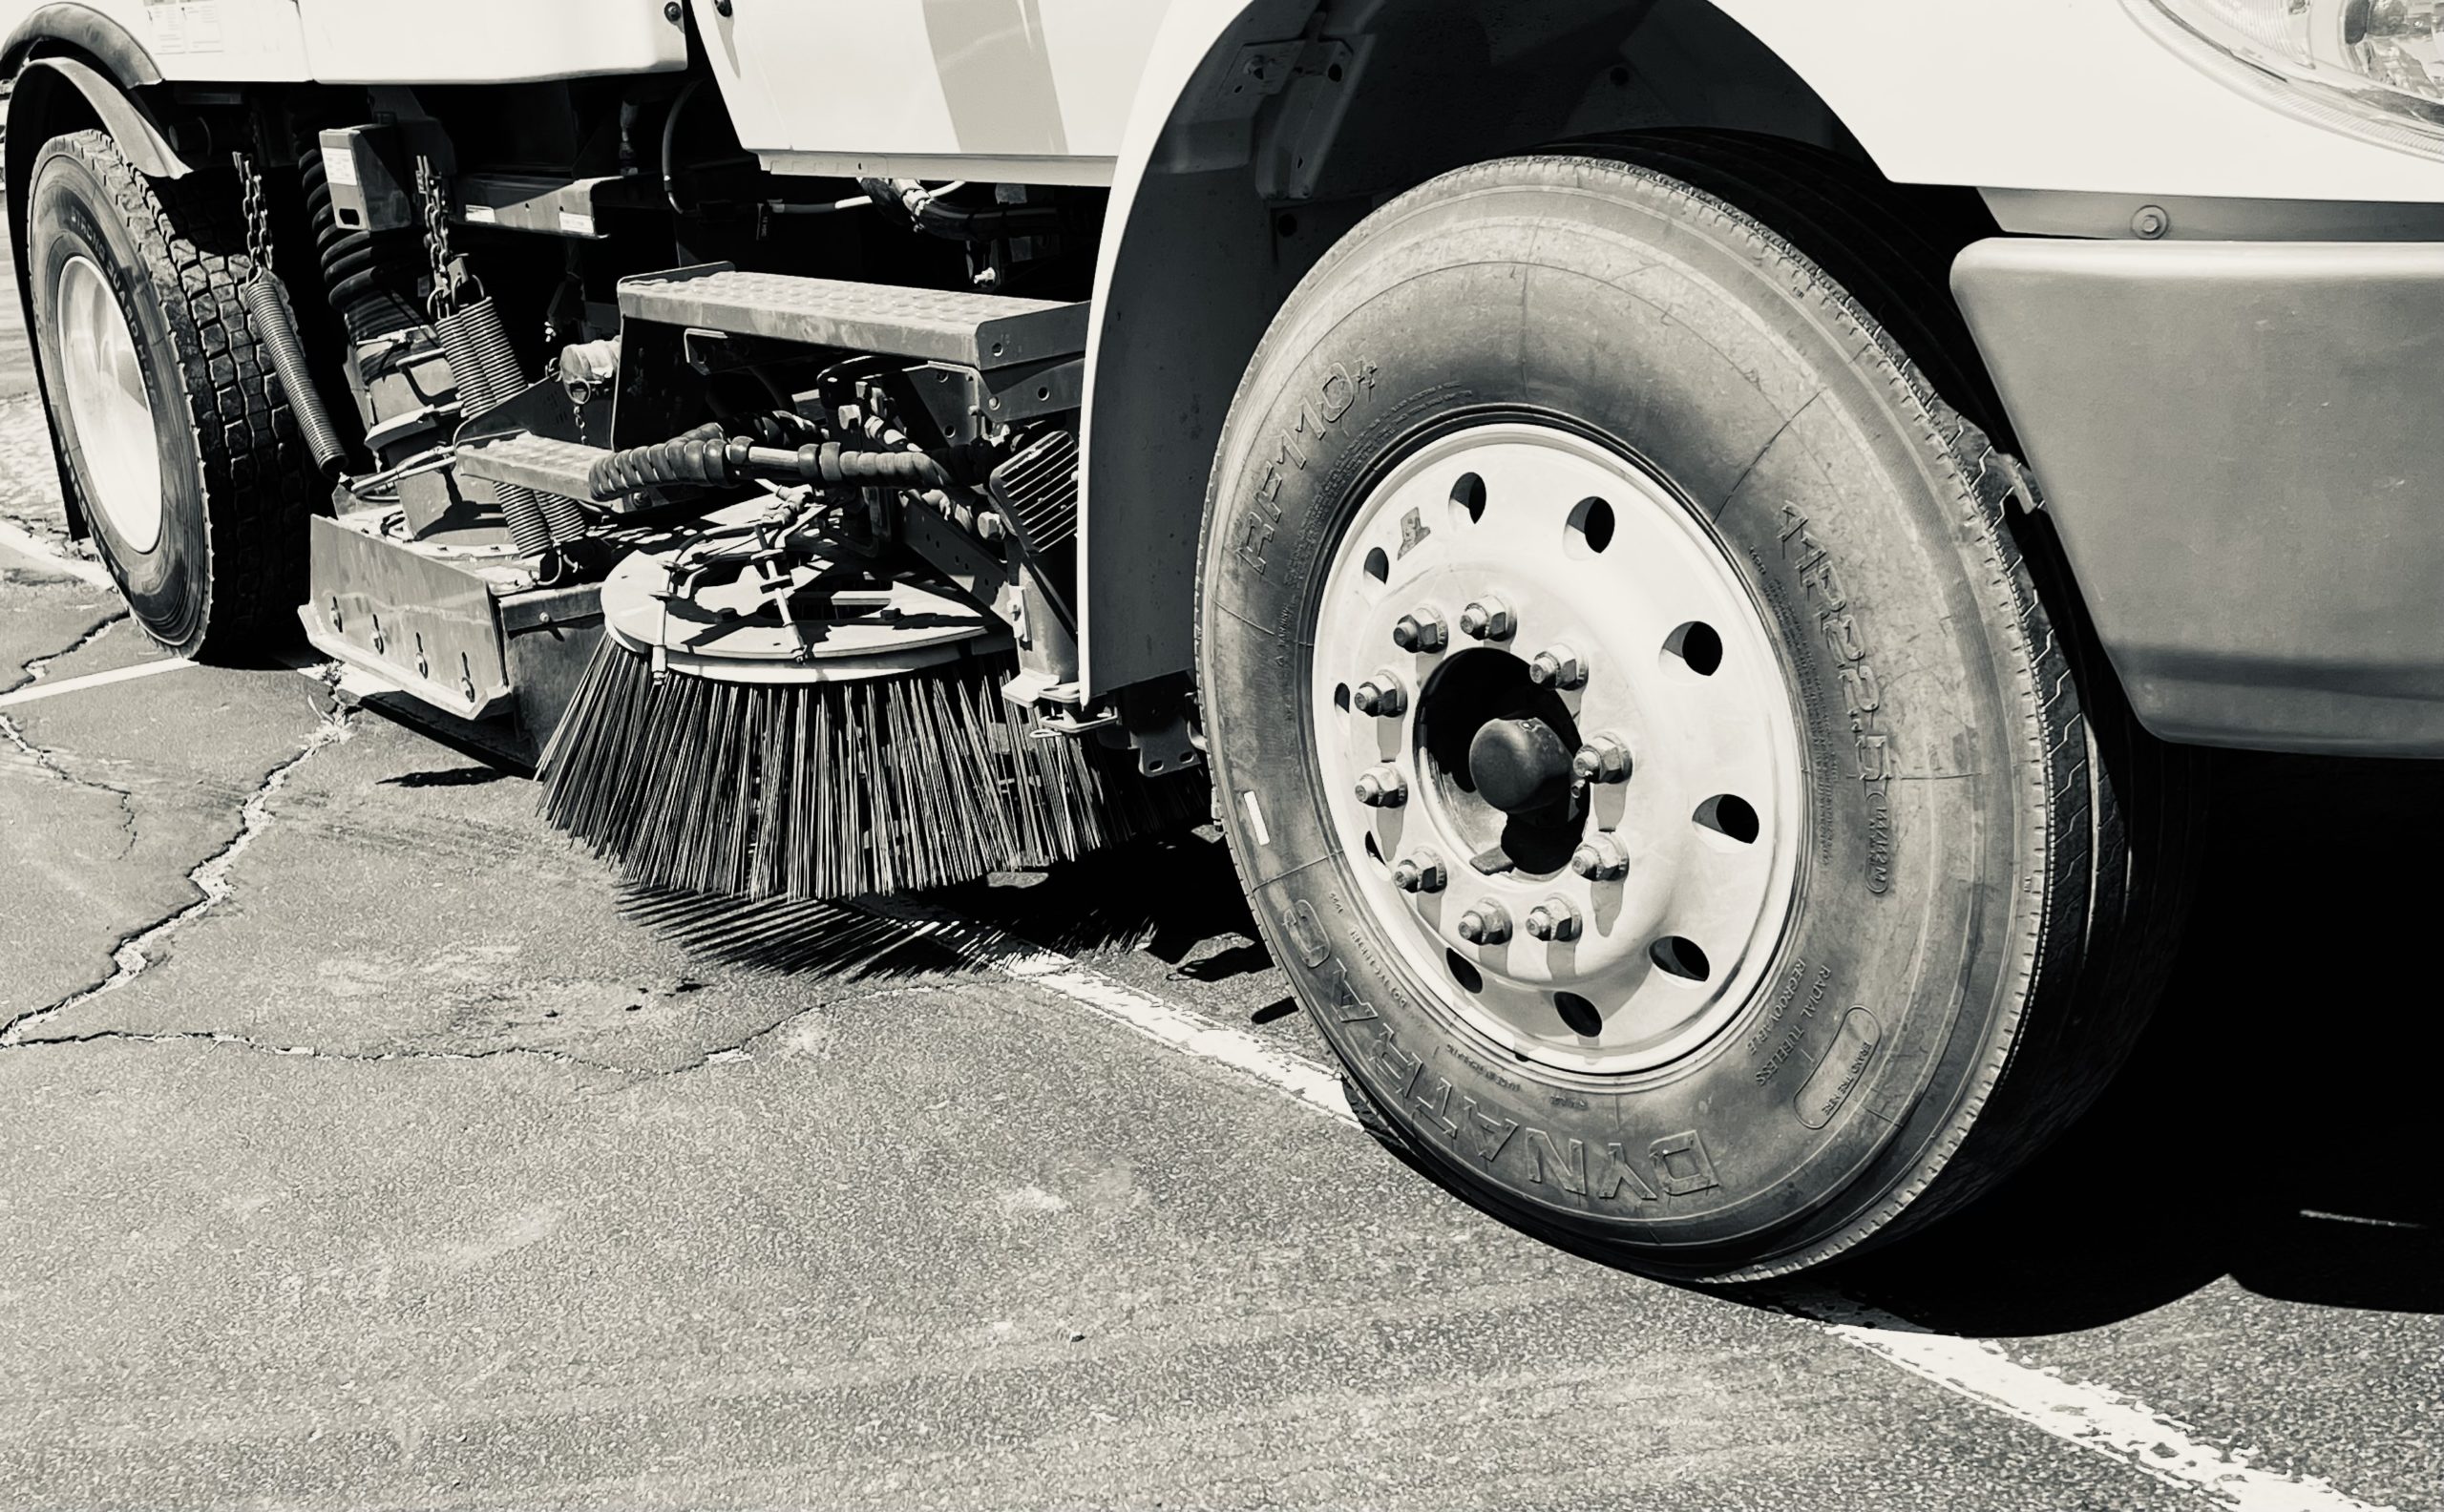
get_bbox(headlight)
[2130,0,2444,158]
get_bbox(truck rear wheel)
[1197,155,2178,1280]
[26,130,311,657]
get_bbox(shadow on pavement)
[1836,750,2444,1330]
[599,723,2442,1327]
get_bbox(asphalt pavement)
[2,212,2440,1512]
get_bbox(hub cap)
[54,256,162,554]
[1311,423,1804,1076]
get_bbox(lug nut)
[1456,901,1512,945]
[1570,835,1630,880]
[1391,850,1447,893]
[1571,733,1633,785]
[1459,597,1515,640]
[1391,610,1448,653]
[1352,673,1408,718]
[1525,898,1582,942]
[1354,766,1408,808]
[1528,644,1586,690]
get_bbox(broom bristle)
[538,635,1209,901]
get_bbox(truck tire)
[26,130,312,658]
[1196,155,2184,1281]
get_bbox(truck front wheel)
[26,130,310,657]
[1196,155,2182,1280]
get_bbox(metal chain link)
[232,152,272,273]
[415,155,455,319]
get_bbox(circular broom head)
[538,525,1206,901]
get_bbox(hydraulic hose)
[242,273,347,476]
[586,430,974,501]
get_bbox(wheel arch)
[5,32,204,539]
[1077,0,1878,697]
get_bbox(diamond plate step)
[455,432,609,503]
[618,265,1088,371]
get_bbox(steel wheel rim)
[55,255,164,554]
[1309,421,1806,1078]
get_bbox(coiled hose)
[433,296,587,554]
[587,431,970,500]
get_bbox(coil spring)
[434,297,556,555]
[242,274,347,474]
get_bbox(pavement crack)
[0,1026,636,1073]
[0,703,357,1045]
[0,708,140,857]
[13,613,124,688]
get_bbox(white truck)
[6,0,2439,1281]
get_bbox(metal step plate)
[455,432,610,503]
[618,265,1088,371]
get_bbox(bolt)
[1571,733,1632,785]
[1525,898,1582,942]
[2130,203,2170,240]
[713,0,732,14]
[1352,673,1407,718]
[1392,609,1448,653]
[1527,644,1586,690]
[663,0,682,20]
[1456,901,1512,945]
[1390,850,1447,893]
[1354,766,1408,808]
[1459,597,1514,640]
[1570,835,1630,881]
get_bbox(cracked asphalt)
[4,233,2442,1512]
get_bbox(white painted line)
[908,905,2390,1508]
[882,900,1358,1128]
[0,655,198,708]
[1788,1294,2397,1511]
[995,942,1359,1128]
[0,521,115,589]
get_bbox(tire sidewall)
[29,138,215,654]
[1197,160,2052,1276]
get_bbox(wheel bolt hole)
[1649,935,1711,982]
[1666,620,1724,677]
[1363,546,1390,583]
[1333,682,1352,712]
[1566,495,1615,556]
[1553,992,1603,1037]
[1695,794,1759,845]
[1363,830,1383,863]
[1446,950,1485,994]
[1452,472,1486,523]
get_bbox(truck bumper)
[1952,237,2444,757]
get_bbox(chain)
[415,155,456,319]
[232,152,272,273]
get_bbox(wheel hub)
[1310,423,1806,1077]
[53,255,163,554]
